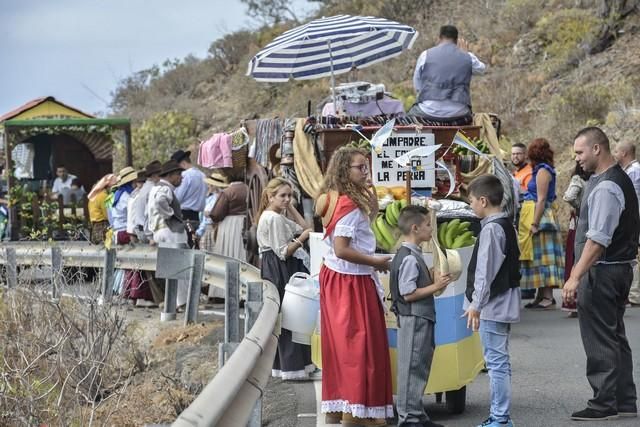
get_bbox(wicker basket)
[232,144,248,169]
[230,130,249,169]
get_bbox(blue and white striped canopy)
[247,15,418,82]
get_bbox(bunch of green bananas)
[384,199,407,227]
[437,219,476,249]
[346,138,372,151]
[452,137,490,155]
[371,214,398,252]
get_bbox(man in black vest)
[409,25,486,126]
[563,127,640,421]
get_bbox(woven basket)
[230,130,249,169]
[232,145,248,169]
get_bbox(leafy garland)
[7,124,113,144]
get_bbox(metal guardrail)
[0,241,280,427]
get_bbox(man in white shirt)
[410,25,486,125]
[614,140,640,305]
[51,165,77,200]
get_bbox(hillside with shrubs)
[109,0,640,206]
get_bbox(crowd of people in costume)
[86,149,249,309]
[264,126,639,427]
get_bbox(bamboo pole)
[405,164,412,206]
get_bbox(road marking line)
[297,413,316,418]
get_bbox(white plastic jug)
[281,273,320,345]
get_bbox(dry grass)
[0,262,223,426]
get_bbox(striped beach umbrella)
[247,15,418,102]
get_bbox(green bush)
[534,8,602,73]
[549,80,636,124]
[131,111,198,167]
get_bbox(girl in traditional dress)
[518,138,565,309]
[87,174,117,245]
[316,147,393,426]
[108,167,139,300]
[256,177,315,380]
[208,171,248,299]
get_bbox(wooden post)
[124,124,133,167]
[83,196,89,229]
[31,197,40,227]
[5,128,19,241]
[405,163,412,206]
[57,194,64,234]
[70,194,77,218]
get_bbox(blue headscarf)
[113,182,133,206]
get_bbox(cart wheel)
[445,386,466,414]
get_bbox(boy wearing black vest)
[463,175,521,427]
[390,205,451,427]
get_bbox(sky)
[0,0,313,117]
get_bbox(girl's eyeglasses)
[350,164,369,173]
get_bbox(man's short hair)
[439,25,458,42]
[618,140,636,157]
[468,174,504,207]
[575,127,610,151]
[398,205,429,235]
[512,143,526,150]
[56,165,66,170]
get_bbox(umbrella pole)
[328,40,336,112]
[405,164,412,206]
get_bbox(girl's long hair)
[320,147,370,214]
[255,177,292,224]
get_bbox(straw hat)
[315,190,339,228]
[115,166,138,187]
[204,172,229,188]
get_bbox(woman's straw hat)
[315,190,339,228]
[204,172,229,188]
[115,166,138,187]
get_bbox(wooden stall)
[0,96,132,240]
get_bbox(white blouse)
[323,208,376,275]
[257,210,309,268]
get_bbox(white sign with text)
[371,132,436,187]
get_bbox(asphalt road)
[422,290,640,427]
[271,289,640,427]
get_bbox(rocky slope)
[110,0,640,202]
